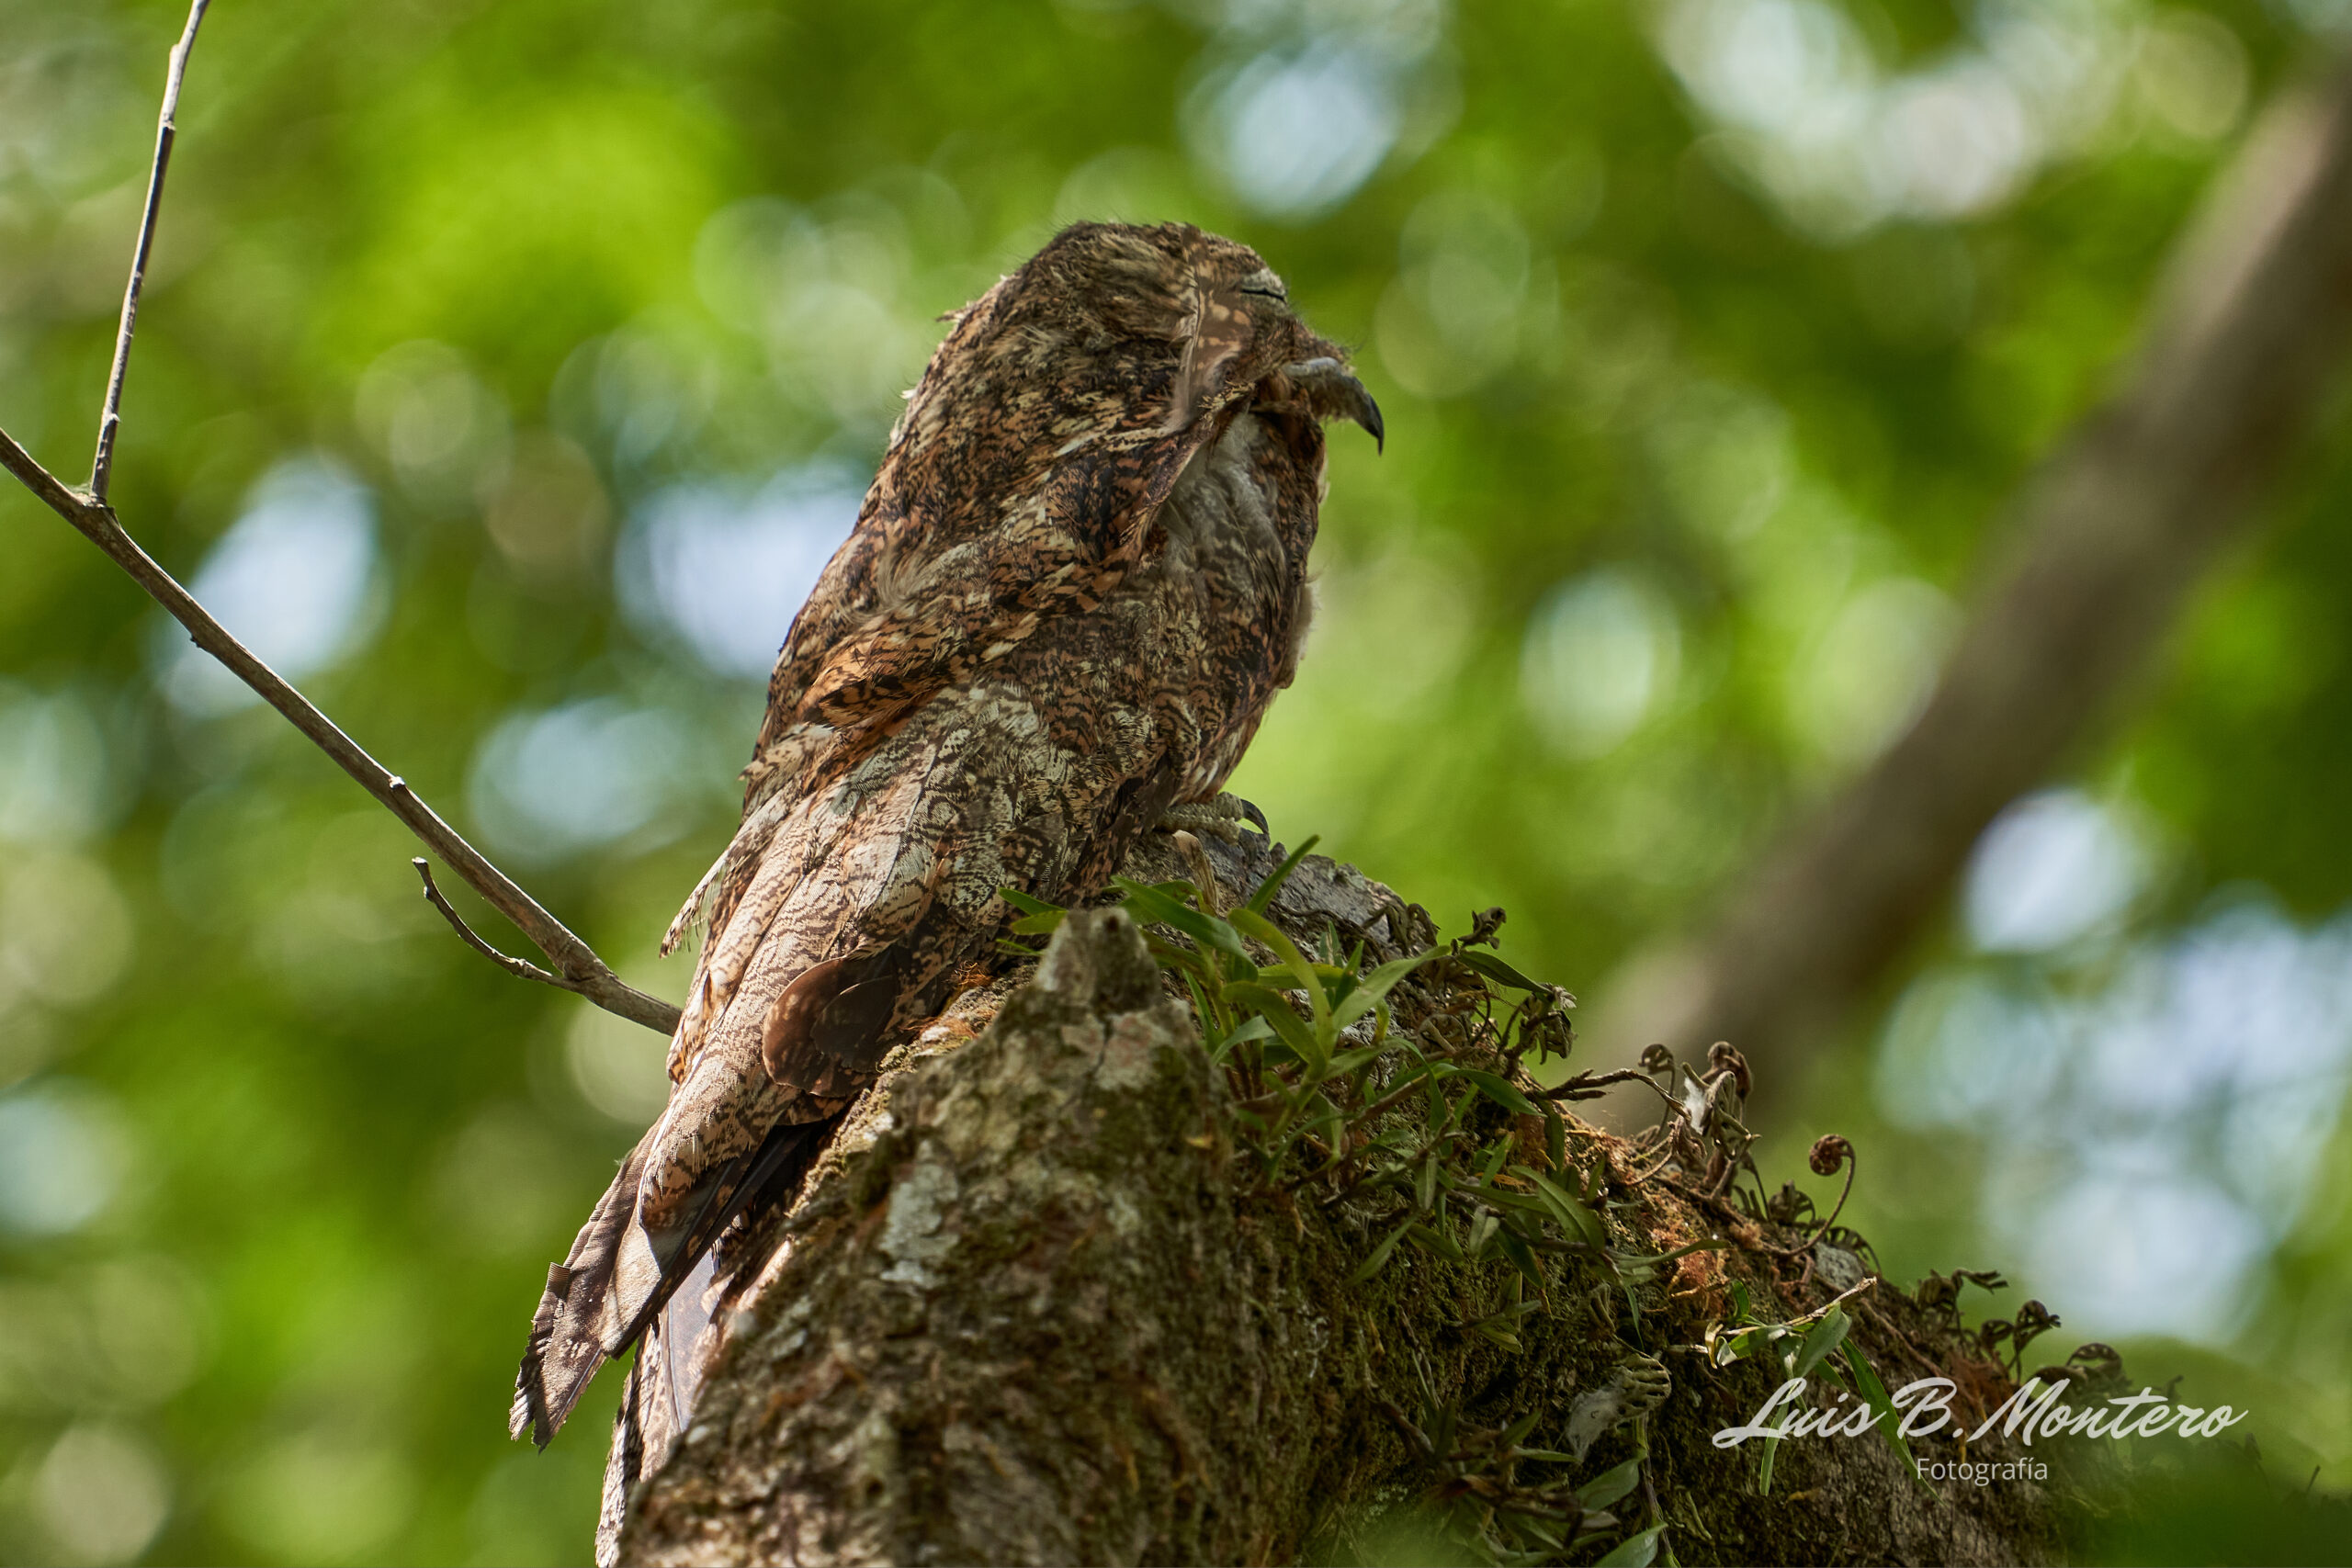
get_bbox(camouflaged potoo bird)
[510,221,1382,1463]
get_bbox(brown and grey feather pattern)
[512,221,1380,1458]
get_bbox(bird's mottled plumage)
[512,221,1379,1466]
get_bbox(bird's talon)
[1156,794,1261,845]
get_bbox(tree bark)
[1609,50,2352,1088]
[606,835,2094,1565]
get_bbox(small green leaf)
[1789,1305,1851,1382]
[1143,932,1210,976]
[1244,834,1319,914]
[1454,1068,1539,1117]
[1351,1216,1414,1282]
[998,887,1062,918]
[1321,1043,1387,1082]
[1476,1183,1553,1216]
[1219,981,1293,1011]
[1471,1318,1523,1351]
[1740,1325,1793,1367]
[1227,906,1332,1043]
[1519,1518,1566,1552]
[1758,1433,1780,1495]
[1208,1011,1273,1064]
[1842,1341,1932,1493]
[1479,1138,1511,1180]
[1521,1168,1608,1248]
[1494,1225,1544,1288]
[1544,1100,1566,1171]
[1219,983,1317,1058]
[1332,950,1437,1031]
[1182,965,1216,1024]
[1115,879,1248,960]
[1597,1524,1664,1568]
[1407,1221,1462,1262]
[1427,1402,1457,1464]
[1576,1458,1642,1511]
[1613,1236,1729,1271]
[1452,947,1548,993]
[1221,1014,1274,1047]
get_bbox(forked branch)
[0,5,681,1039]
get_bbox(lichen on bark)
[613,834,2100,1565]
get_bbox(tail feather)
[513,1134,653,1446]
[514,1115,842,1449]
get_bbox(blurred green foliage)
[2,0,2349,1562]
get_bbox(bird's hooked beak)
[1281,356,1385,454]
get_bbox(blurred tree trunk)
[606,837,2089,1566]
[1606,49,2352,1089]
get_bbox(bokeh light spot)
[1,852,136,1010]
[0,685,117,846]
[620,466,862,680]
[567,1006,671,1124]
[1791,576,1957,765]
[0,1082,130,1236]
[223,1433,416,1564]
[1521,569,1682,759]
[160,458,382,716]
[1965,788,2148,953]
[36,1424,171,1565]
[468,699,691,863]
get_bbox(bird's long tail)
[510,1114,836,1447]
[510,1133,650,1447]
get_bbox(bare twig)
[413,858,564,989]
[1536,1066,1675,1105]
[1,426,682,1034]
[0,15,682,1040]
[92,0,208,502]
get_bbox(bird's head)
[1028,221,1384,450]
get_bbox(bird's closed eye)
[1237,268,1287,300]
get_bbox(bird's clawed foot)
[1280,356,1384,452]
[1156,793,1268,845]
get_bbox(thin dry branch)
[1618,49,2352,1088]
[91,0,208,502]
[0,15,681,1039]
[413,858,570,991]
